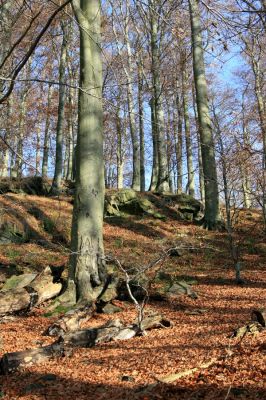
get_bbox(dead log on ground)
[0,343,65,374]
[0,314,172,374]
[43,303,96,337]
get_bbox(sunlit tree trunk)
[176,91,183,194]
[68,0,105,303]
[42,84,52,178]
[137,63,145,191]
[51,21,68,194]
[192,85,205,202]
[35,123,41,175]
[182,70,195,197]
[149,96,159,191]
[116,108,124,190]
[189,0,220,228]
[252,57,266,223]
[150,0,169,192]
[14,90,27,178]
[0,96,12,178]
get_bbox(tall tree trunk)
[116,108,124,190]
[252,58,266,224]
[42,84,52,178]
[68,0,105,303]
[182,70,195,197]
[0,96,12,178]
[111,0,140,191]
[66,83,75,181]
[176,91,183,194]
[192,85,205,202]
[124,2,140,191]
[15,90,27,178]
[241,100,251,208]
[150,0,169,193]
[149,96,159,191]
[35,123,41,175]
[137,63,145,191]
[51,21,68,194]
[189,0,220,228]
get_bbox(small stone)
[102,303,122,314]
[121,375,135,382]
[39,373,57,382]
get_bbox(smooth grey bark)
[137,62,145,191]
[51,21,68,194]
[192,85,205,202]
[182,70,195,197]
[0,1,12,173]
[240,100,251,208]
[0,0,12,94]
[111,0,140,190]
[68,0,105,303]
[150,0,169,192]
[124,0,140,191]
[14,88,27,178]
[252,57,266,224]
[0,96,12,177]
[35,123,41,175]
[189,0,220,228]
[116,107,124,190]
[66,83,75,181]
[42,84,52,178]
[149,96,159,191]
[176,91,183,194]
[165,98,174,193]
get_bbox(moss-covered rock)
[159,193,203,220]
[0,221,28,244]
[105,189,163,219]
[0,177,49,196]
[1,273,37,291]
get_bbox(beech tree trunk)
[69,0,106,303]
[42,84,52,178]
[51,21,68,194]
[66,82,75,181]
[116,105,124,190]
[138,62,145,191]
[150,0,169,193]
[149,96,159,191]
[176,90,183,194]
[252,58,266,224]
[189,0,220,229]
[182,70,195,197]
[124,0,140,191]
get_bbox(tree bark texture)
[189,0,220,228]
[69,0,105,302]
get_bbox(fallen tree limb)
[155,358,217,384]
[43,303,96,337]
[0,314,171,374]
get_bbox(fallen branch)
[155,358,217,383]
[43,303,96,337]
[0,314,172,374]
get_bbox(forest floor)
[0,193,265,400]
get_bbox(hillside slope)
[0,192,265,399]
